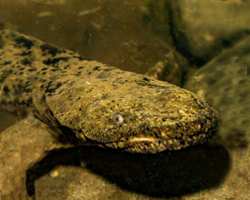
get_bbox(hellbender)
[0,28,217,153]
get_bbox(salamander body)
[0,29,217,153]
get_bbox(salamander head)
[81,80,218,154]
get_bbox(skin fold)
[0,28,218,153]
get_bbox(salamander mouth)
[105,129,216,154]
[104,113,218,154]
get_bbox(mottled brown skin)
[0,29,217,153]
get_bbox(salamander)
[0,28,218,153]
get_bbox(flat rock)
[0,115,56,200]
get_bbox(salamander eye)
[195,98,206,108]
[113,114,124,124]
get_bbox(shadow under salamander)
[26,144,230,199]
